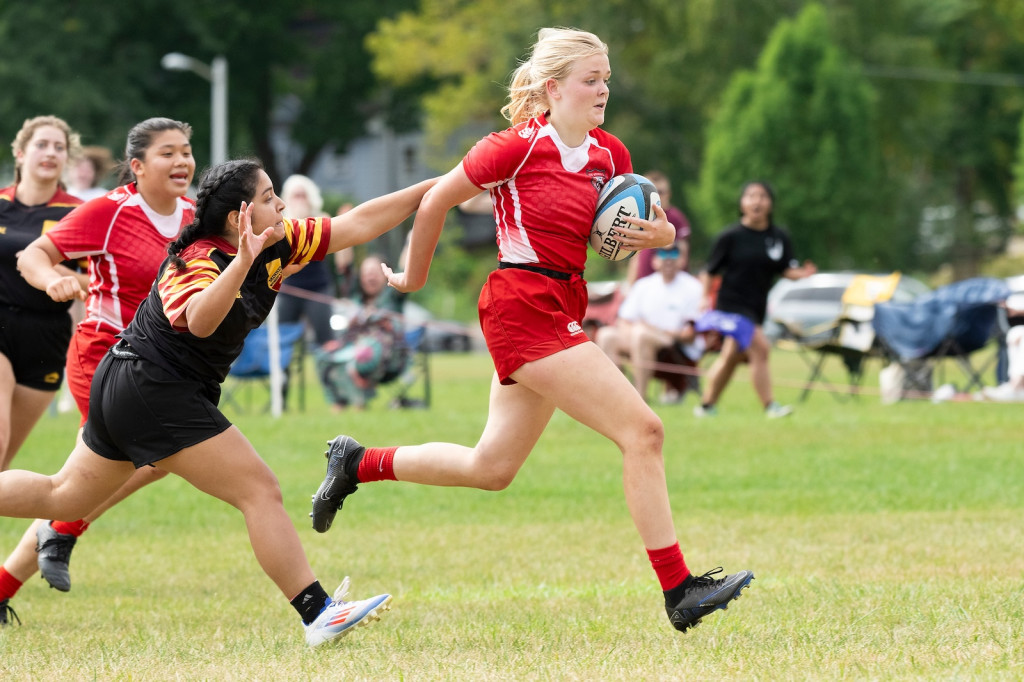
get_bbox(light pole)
[161,53,228,166]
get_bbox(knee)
[135,466,169,483]
[622,410,665,455]
[475,466,518,492]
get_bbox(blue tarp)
[872,277,1011,360]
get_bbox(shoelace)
[688,567,725,588]
[0,599,21,626]
[39,534,75,563]
[331,576,352,605]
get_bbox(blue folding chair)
[222,322,307,412]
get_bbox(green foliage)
[695,4,893,270]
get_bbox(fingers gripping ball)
[590,173,661,261]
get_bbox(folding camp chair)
[222,322,307,412]
[778,273,901,402]
[873,277,1011,399]
[388,325,431,409]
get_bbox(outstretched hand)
[380,261,413,293]
[617,203,674,252]
[235,202,275,264]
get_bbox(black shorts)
[0,305,72,391]
[83,342,232,468]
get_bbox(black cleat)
[666,567,754,632]
[36,522,77,592]
[0,598,21,627]
[310,435,364,533]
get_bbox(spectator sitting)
[597,245,704,403]
[316,254,407,410]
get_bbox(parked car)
[764,272,930,343]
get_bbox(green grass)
[1,350,1022,680]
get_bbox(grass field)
[1,350,1021,680]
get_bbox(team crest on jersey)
[587,168,611,193]
[266,259,284,289]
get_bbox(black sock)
[291,580,331,625]
[663,574,694,607]
[701,402,714,410]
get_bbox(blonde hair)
[501,28,608,125]
[281,173,324,218]
[11,115,82,185]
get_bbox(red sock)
[647,542,690,591]
[0,567,23,601]
[356,447,398,483]
[50,519,90,537]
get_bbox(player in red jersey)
[311,28,754,634]
[0,159,435,645]
[0,119,195,626]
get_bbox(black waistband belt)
[498,262,579,281]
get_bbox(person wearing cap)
[597,244,704,402]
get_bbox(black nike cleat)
[310,435,364,533]
[666,567,754,632]
[36,522,77,592]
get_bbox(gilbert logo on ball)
[590,173,660,261]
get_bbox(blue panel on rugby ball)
[590,173,660,261]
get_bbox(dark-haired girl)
[694,181,816,418]
[0,158,434,645]
[3,117,195,624]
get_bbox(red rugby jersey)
[45,183,195,335]
[461,113,631,273]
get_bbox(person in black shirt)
[694,181,816,418]
[0,159,435,646]
[0,116,84,472]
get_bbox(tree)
[695,4,890,270]
[0,1,415,185]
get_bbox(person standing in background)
[0,116,84,475]
[694,181,816,419]
[276,174,335,348]
[65,146,114,202]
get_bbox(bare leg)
[0,355,59,471]
[82,467,168,523]
[155,426,315,598]
[700,336,743,406]
[0,434,135,521]
[630,326,672,401]
[1,466,170,588]
[392,343,676,550]
[746,327,773,407]
[1,519,46,583]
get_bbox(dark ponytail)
[167,159,263,270]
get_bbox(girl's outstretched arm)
[382,164,481,293]
[327,177,440,254]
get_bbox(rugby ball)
[590,173,660,261]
